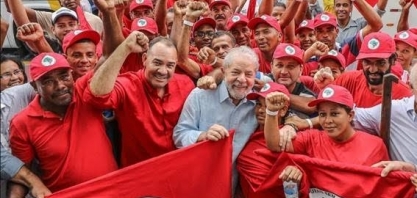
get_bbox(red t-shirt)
[293,130,389,165]
[120,53,144,73]
[83,70,195,167]
[237,130,282,198]
[334,70,412,108]
[10,73,117,192]
[253,48,272,73]
[299,75,320,94]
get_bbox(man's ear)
[142,52,148,67]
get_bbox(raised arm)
[355,0,383,37]
[95,0,125,58]
[258,0,274,16]
[89,31,149,96]
[176,2,208,79]
[397,0,412,32]
[279,0,301,29]
[155,0,168,36]
[264,92,291,152]
[170,1,188,47]
[6,0,37,25]
[16,23,53,53]
[0,18,8,50]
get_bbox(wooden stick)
[380,73,398,155]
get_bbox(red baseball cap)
[296,19,314,34]
[273,43,304,64]
[248,15,282,33]
[130,0,153,11]
[30,53,71,81]
[314,13,337,29]
[394,30,417,50]
[318,49,346,68]
[62,29,100,53]
[356,32,396,60]
[193,17,217,33]
[409,28,417,35]
[209,0,231,10]
[247,82,290,100]
[226,14,249,31]
[131,17,158,35]
[308,84,354,108]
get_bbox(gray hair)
[410,63,417,89]
[223,46,259,70]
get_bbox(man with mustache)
[9,52,118,194]
[334,0,387,44]
[85,32,195,168]
[209,0,233,31]
[173,46,259,196]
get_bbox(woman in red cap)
[394,30,417,83]
[263,84,389,182]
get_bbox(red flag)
[48,132,234,198]
[75,6,93,30]
[246,0,257,20]
[251,150,415,198]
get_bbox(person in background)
[1,56,28,91]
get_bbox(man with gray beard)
[173,46,259,196]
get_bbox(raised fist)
[125,31,149,53]
[265,92,290,112]
[16,23,45,43]
[185,1,209,21]
[197,47,216,64]
[314,67,334,89]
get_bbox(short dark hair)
[274,2,286,9]
[0,55,28,83]
[211,31,236,47]
[148,36,177,54]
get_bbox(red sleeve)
[199,64,214,76]
[299,76,320,94]
[83,74,136,110]
[333,71,361,93]
[341,34,362,67]
[302,62,318,76]
[121,53,144,73]
[363,136,390,165]
[10,120,34,164]
[292,130,316,155]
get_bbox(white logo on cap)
[322,87,334,98]
[328,50,338,56]
[367,38,380,50]
[74,30,83,35]
[136,0,144,3]
[261,15,268,20]
[300,20,308,27]
[399,31,409,40]
[137,19,147,27]
[260,83,271,92]
[232,15,240,22]
[285,46,296,55]
[41,55,56,67]
[320,14,330,22]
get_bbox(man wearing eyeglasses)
[177,2,217,80]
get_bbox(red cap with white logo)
[131,17,158,35]
[30,53,71,81]
[209,0,231,10]
[248,15,281,33]
[62,29,101,53]
[273,43,304,65]
[314,13,337,29]
[226,14,249,31]
[130,0,153,11]
[247,82,290,100]
[318,50,346,68]
[296,20,314,34]
[357,32,396,60]
[394,30,417,50]
[308,84,354,109]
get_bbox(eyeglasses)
[0,69,23,80]
[362,59,388,67]
[194,31,215,38]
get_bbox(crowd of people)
[1,0,416,197]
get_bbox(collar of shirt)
[26,94,77,118]
[218,81,255,105]
[338,19,360,30]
